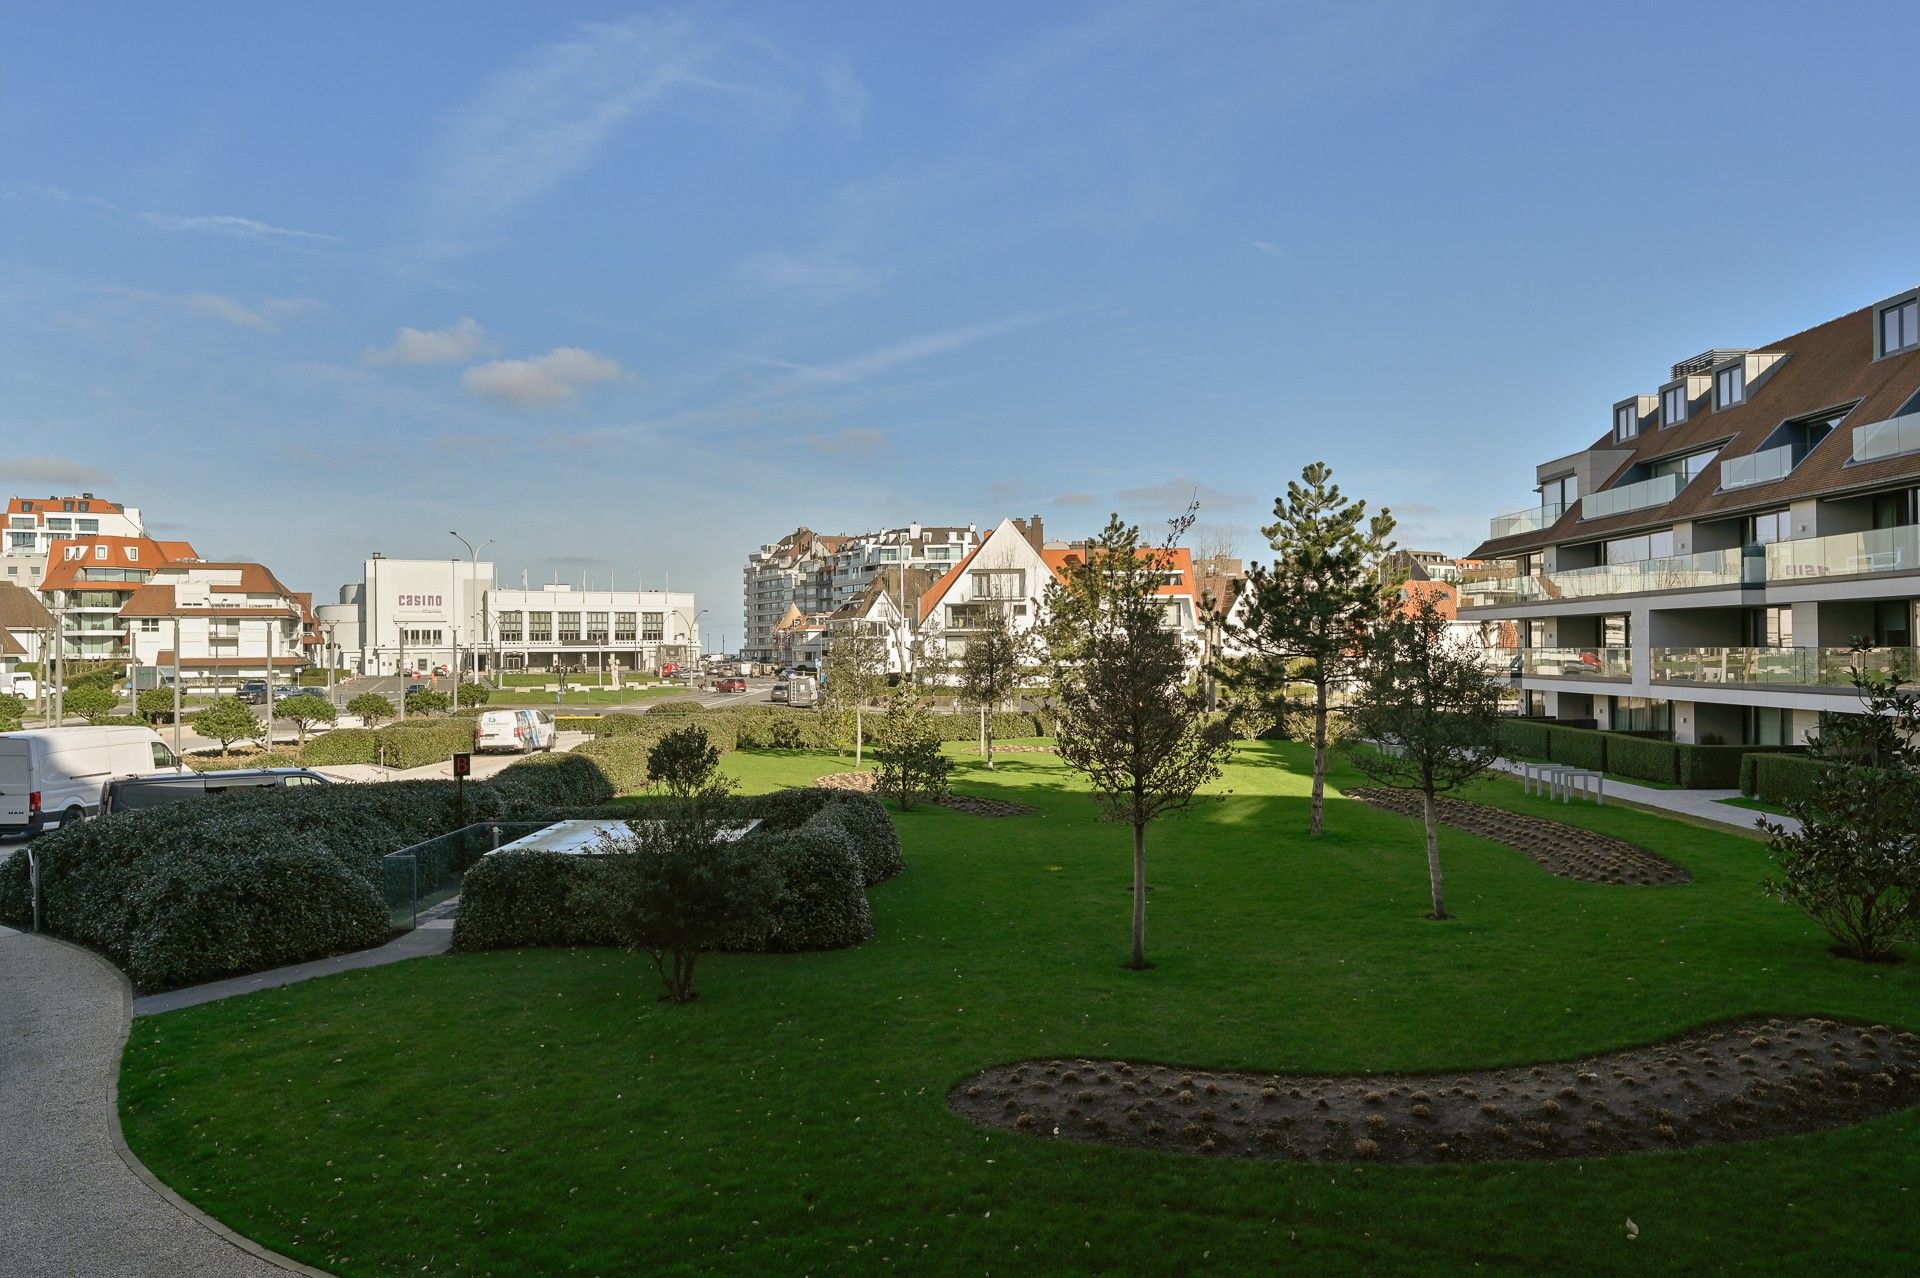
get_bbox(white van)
[474,709,557,755]
[0,726,184,837]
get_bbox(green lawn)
[119,742,1920,1276]
[1718,794,1791,818]
[480,685,691,707]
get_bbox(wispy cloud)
[1050,491,1097,507]
[733,249,891,303]
[1251,240,1283,257]
[103,287,322,331]
[415,16,724,251]
[797,315,1036,384]
[368,317,492,365]
[8,182,340,243]
[462,347,624,406]
[1116,478,1252,510]
[0,456,115,488]
[808,427,888,455]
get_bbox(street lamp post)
[450,531,493,688]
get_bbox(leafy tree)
[954,593,1032,770]
[406,689,452,717]
[277,693,338,746]
[874,688,952,811]
[64,683,118,723]
[821,623,889,765]
[1762,666,1920,961]
[1229,461,1398,837]
[1042,512,1236,970]
[456,681,491,707]
[646,724,723,798]
[135,686,178,725]
[348,692,394,726]
[586,779,783,1003]
[1344,595,1503,921]
[193,697,260,756]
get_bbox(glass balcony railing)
[1852,410,1920,463]
[1458,548,1757,609]
[1764,524,1920,581]
[1719,443,1807,491]
[1489,501,1567,540]
[1582,472,1682,521]
[1520,647,1632,679]
[1651,646,1917,688]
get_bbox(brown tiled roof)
[5,494,127,516]
[37,536,200,590]
[153,651,305,669]
[0,580,55,632]
[118,582,301,619]
[1469,303,1920,560]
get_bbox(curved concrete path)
[0,925,327,1277]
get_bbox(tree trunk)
[1129,822,1148,969]
[1422,789,1448,920]
[855,703,863,768]
[1310,681,1329,836]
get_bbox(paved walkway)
[0,925,327,1277]
[1492,758,1801,835]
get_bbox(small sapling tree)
[136,686,177,725]
[193,697,261,756]
[1228,461,1398,836]
[348,692,394,726]
[1043,510,1236,970]
[821,623,888,765]
[1762,663,1920,961]
[405,689,452,717]
[64,683,118,724]
[278,693,338,746]
[1344,595,1504,920]
[646,723,724,798]
[874,688,952,811]
[456,681,491,707]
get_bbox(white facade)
[351,555,495,677]
[121,562,310,684]
[743,522,978,662]
[4,493,144,560]
[491,584,700,673]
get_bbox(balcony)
[1582,472,1681,521]
[1719,443,1808,491]
[1459,548,1757,609]
[1521,647,1632,679]
[1852,410,1920,463]
[1651,646,1917,689]
[1765,525,1920,581]
[1488,501,1567,540]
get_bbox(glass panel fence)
[1852,411,1920,463]
[1765,525,1920,580]
[1520,647,1632,678]
[1650,646,1918,687]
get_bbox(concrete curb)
[53,935,335,1278]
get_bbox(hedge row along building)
[1464,285,1920,745]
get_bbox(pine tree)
[1228,462,1398,836]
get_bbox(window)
[1539,474,1577,512]
[1875,599,1913,647]
[1749,509,1792,546]
[1603,529,1674,563]
[1746,706,1793,746]
[7,516,31,528]
[151,743,177,769]
[615,612,636,642]
[1601,614,1631,648]
[1748,605,1792,647]
[558,612,581,642]
[1614,403,1639,442]
[94,545,107,560]
[139,618,160,633]
[1649,448,1718,485]
[1609,696,1670,734]
[585,612,609,642]
[46,517,71,531]
[1870,487,1919,530]
[7,533,33,549]
[1662,384,1688,426]
[641,612,664,642]
[125,546,139,561]
[1879,298,1919,358]
[498,611,523,642]
[529,614,552,642]
[1715,363,1745,408]
[969,568,1026,599]
[77,519,98,533]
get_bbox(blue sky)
[4,1,1918,645]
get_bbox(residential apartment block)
[4,492,145,591]
[1463,288,1920,745]
[38,535,203,661]
[121,560,316,683]
[741,522,978,662]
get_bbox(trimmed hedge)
[1498,718,1800,788]
[1741,753,1830,807]
[300,727,380,765]
[1495,717,1552,761]
[0,760,617,991]
[451,789,898,956]
[377,720,476,768]
[1546,724,1607,770]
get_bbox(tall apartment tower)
[1462,287,1920,745]
[740,522,979,661]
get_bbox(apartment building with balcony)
[121,561,315,683]
[4,492,146,591]
[742,521,978,662]
[38,535,202,661]
[1464,289,1920,746]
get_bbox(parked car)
[715,677,748,694]
[0,726,184,836]
[237,679,269,704]
[474,708,556,754]
[406,682,427,696]
[273,684,321,702]
[104,767,332,815]
[770,682,789,703]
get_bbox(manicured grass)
[119,743,1920,1276]
[1718,795,1791,817]
[481,685,690,707]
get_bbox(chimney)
[1020,515,1045,552]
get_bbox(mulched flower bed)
[816,771,1038,817]
[1349,788,1692,886]
[949,1017,1920,1165]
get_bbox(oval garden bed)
[951,1017,1920,1165]
[1349,788,1692,885]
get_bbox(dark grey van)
[103,768,334,814]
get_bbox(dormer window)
[1878,295,1919,359]
[126,546,139,561]
[1662,384,1688,426]
[1715,363,1745,409]
[1613,403,1639,442]
[94,545,108,560]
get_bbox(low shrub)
[376,719,474,769]
[647,699,707,716]
[491,752,617,814]
[300,728,379,766]
[185,749,303,773]
[1743,752,1830,807]
[1602,734,1678,784]
[572,736,657,793]
[1678,744,1789,789]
